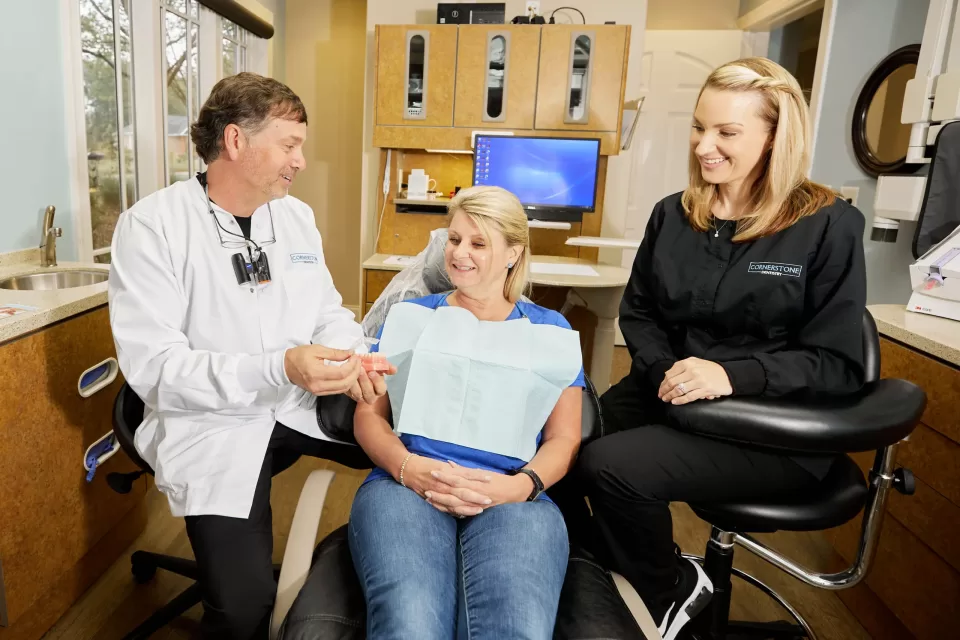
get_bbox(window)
[222,18,248,77]
[69,0,271,262]
[163,0,202,185]
[80,0,138,258]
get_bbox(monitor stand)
[528,219,573,230]
[525,208,584,224]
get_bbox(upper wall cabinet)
[535,25,629,132]
[376,25,459,127]
[454,25,542,129]
[372,24,631,154]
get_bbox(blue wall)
[810,0,928,304]
[0,0,77,259]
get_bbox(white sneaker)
[655,556,713,640]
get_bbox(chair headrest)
[361,228,453,337]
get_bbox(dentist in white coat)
[108,72,392,639]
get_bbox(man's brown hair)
[190,72,308,163]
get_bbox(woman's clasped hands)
[399,455,533,517]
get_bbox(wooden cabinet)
[375,25,459,127]
[363,269,397,319]
[0,307,146,637]
[373,24,631,153]
[535,25,630,133]
[454,25,541,130]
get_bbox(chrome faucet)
[40,205,62,267]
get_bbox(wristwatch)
[508,467,544,501]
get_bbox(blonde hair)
[447,185,530,303]
[682,57,837,242]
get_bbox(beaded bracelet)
[399,453,414,487]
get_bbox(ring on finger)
[677,382,687,395]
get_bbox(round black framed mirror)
[851,44,921,177]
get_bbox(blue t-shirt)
[363,293,585,494]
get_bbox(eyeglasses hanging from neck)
[197,172,275,287]
[198,171,277,255]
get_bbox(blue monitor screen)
[473,136,601,219]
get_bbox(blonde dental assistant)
[108,73,394,639]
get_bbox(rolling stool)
[664,311,926,639]
[107,382,302,639]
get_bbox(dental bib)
[378,302,583,461]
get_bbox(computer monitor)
[472,135,601,222]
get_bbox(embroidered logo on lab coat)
[747,262,802,277]
[290,253,319,265]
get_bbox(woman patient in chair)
[349,185,585,640]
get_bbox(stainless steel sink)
[0,269,108,291]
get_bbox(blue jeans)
[348,478,569,639]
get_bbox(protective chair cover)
[361,227,454,338]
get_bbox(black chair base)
[122,582,202,640]
[123,550,284,639]
[698,620,808,640]
[131,550,199,583]
[686,541,815,640]
[123,552,202,640]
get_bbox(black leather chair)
[662,311,926,639]
[271,375,659,640]
[107,383,302,640]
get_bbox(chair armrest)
[664,379,926,454]
[316,394,360,445]
[270,469,337,640]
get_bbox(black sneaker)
[654,555,713,640]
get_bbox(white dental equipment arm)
[873,0,960,240]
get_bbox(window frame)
[222,16,249,77]
[64,0,270,262]
[161,0,203,188]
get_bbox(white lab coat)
[108,177,365,518]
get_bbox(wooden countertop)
[869,303,960,368]
[363,253,630,289]
[0,249,109,346]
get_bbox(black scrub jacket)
[622,191,867,399]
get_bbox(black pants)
[184,423,370,640]
[575,377,829,612]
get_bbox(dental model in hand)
[360,352,393,373]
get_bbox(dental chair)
[270,374,660,640]
[268,232,660,638]
[662,310,926,639]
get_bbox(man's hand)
[658,357,733,405]
[284,345,362,396]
